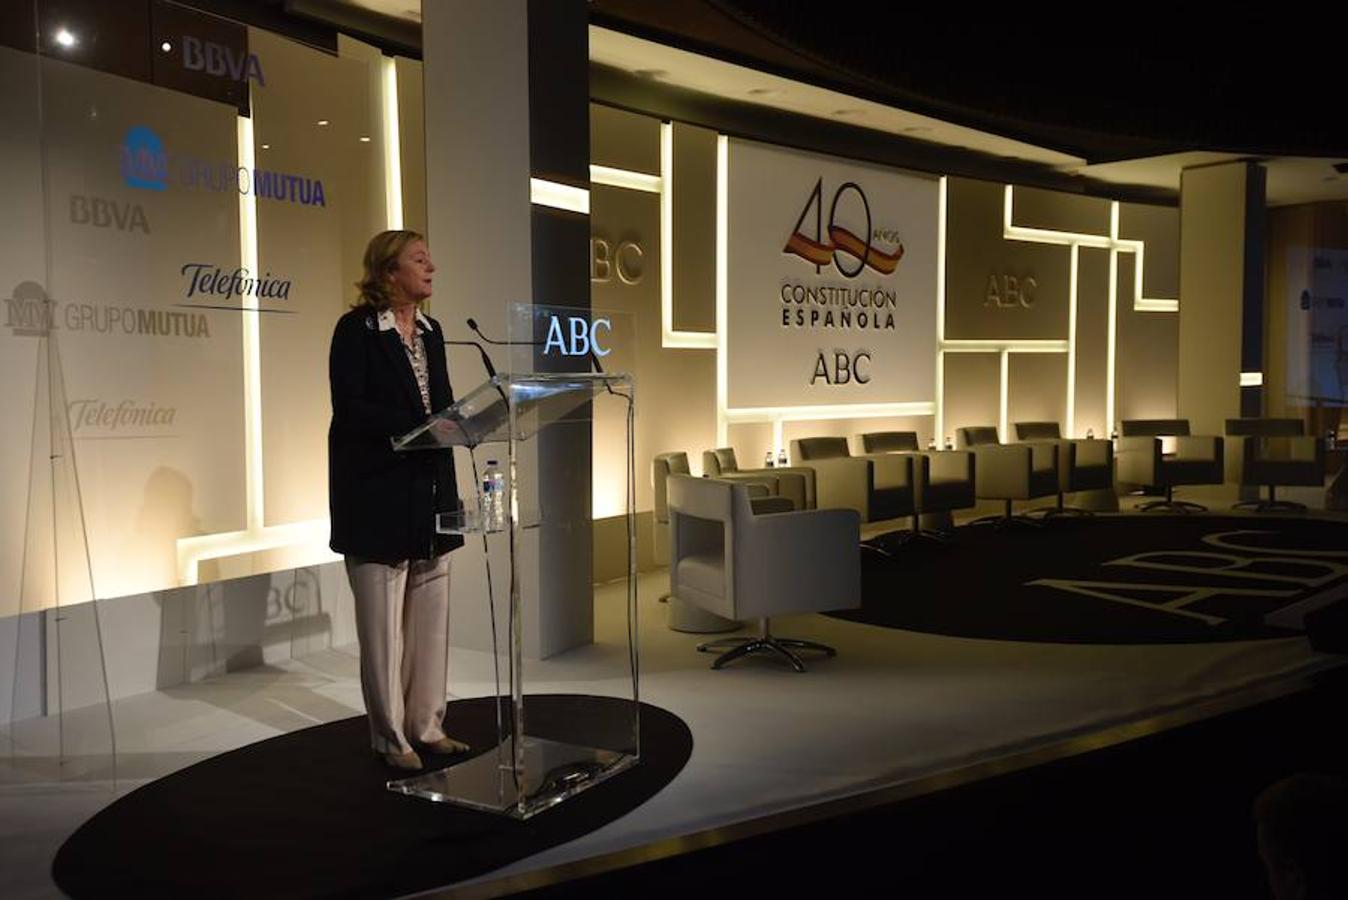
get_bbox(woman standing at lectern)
[328,230,469,771]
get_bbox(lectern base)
[386,736,638,819]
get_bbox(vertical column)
[1178,161,1266,434]
[423,0,592,659]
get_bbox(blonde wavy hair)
[354,229,426,310]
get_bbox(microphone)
[445,339,497,380]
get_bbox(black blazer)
[328,306,464,562]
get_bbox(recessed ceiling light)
[316,119,330,126]
[359,136,371,142]
[902,125,932,134]
[261,143,271,150]
[160,41,172,52]
[54,28,77,49]
[831,109,863,118]
[634,68,667,79]
[747,88,780,97]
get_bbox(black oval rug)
[53,695,691,899]
[841,515,1348,645]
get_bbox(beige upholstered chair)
[651,452,690,604]
[1013,421,1114,516]
[667,474,860,671]
[956,426,1060,526]
[1225,418,1325,512]
[1117,419,1223,512]
[701,447,814,510]
[789,437,914,523]
[859,431,976,538]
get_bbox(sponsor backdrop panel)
[725,138,938,409]
[253,28,383,528]
[1116,253,1178,422]
[945,177,1069,341]
[0,47,45,619]
[40,56,246,602]
[1283,246,1348,408]
[943,352,1001,439]
[1008,352,1069,433]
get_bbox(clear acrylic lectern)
[386,368,639,819]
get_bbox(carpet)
[52,694,691,899]
[841,515,1348,644]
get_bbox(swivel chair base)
[1138,487,1207,513]
[969,499,1044,529]
[1025,495,1094,519]
[696,618,835,673]
[1233,486,1306,513]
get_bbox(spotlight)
[161,41,172,52]
[261,143,270,150]
[316,119,330,126]
[54,28,77,49]
[359,136,371,142]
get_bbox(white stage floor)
[2,499,1345,898]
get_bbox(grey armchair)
[702,447,814,510]
[1225,418,1325,512]
[956,426,1060,526]
[1117,419,1224,512]
[789,437,914,523]
[859,431,976,539]
[667,474,860,671]
[1013,421,1114,516]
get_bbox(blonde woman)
[329,230,469,770]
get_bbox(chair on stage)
[701,447,813,510]
[1225,418,1325,512]
[789,436,914,524]
[955,426,1060,527]
[1116,419,1224,512]
[666,474,859,672]
[859,431,975,539]
[1013,421,1114,516]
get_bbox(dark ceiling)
[590,0,1348,164]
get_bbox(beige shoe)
[419,736,471,755]
[379,749,423,770]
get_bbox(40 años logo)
[783,178,904,278]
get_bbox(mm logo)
[120,126,167,191]
[181,35,265,86]
[543,316,612,357]
[3,282,54,336]
[784,177,904,278]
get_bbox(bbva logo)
[543,316,612,357]
[70,194,150,234]
[181,35,265,86]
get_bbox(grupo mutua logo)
[119,125,327,207]
[4,280,212,340]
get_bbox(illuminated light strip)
[727,402,936,422]
[177,519,339,587]
[998,349,1010,441]
[590,164,661,193]
[935,176,947,442]
[1106,202,1119,434]
[1135,297,1180,313]
[1240,371,1264,387]
[1065,245,1079,437]
[1117,236,1178,313]
[715,133,730,445]
[942,340,1070,353]
[382,57,403,229]
[530,177,590,214]
[238,115,264,532]
[660,122,717,349]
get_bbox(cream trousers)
[345,554,451,754]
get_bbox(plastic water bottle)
[778,448,788,467]
[1086,427,1095,440]
[926,437,937,450]
[944,436,954,450]
[482,460,505,532]
[764,451,775,468]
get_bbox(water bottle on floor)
[482,460,506,532]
